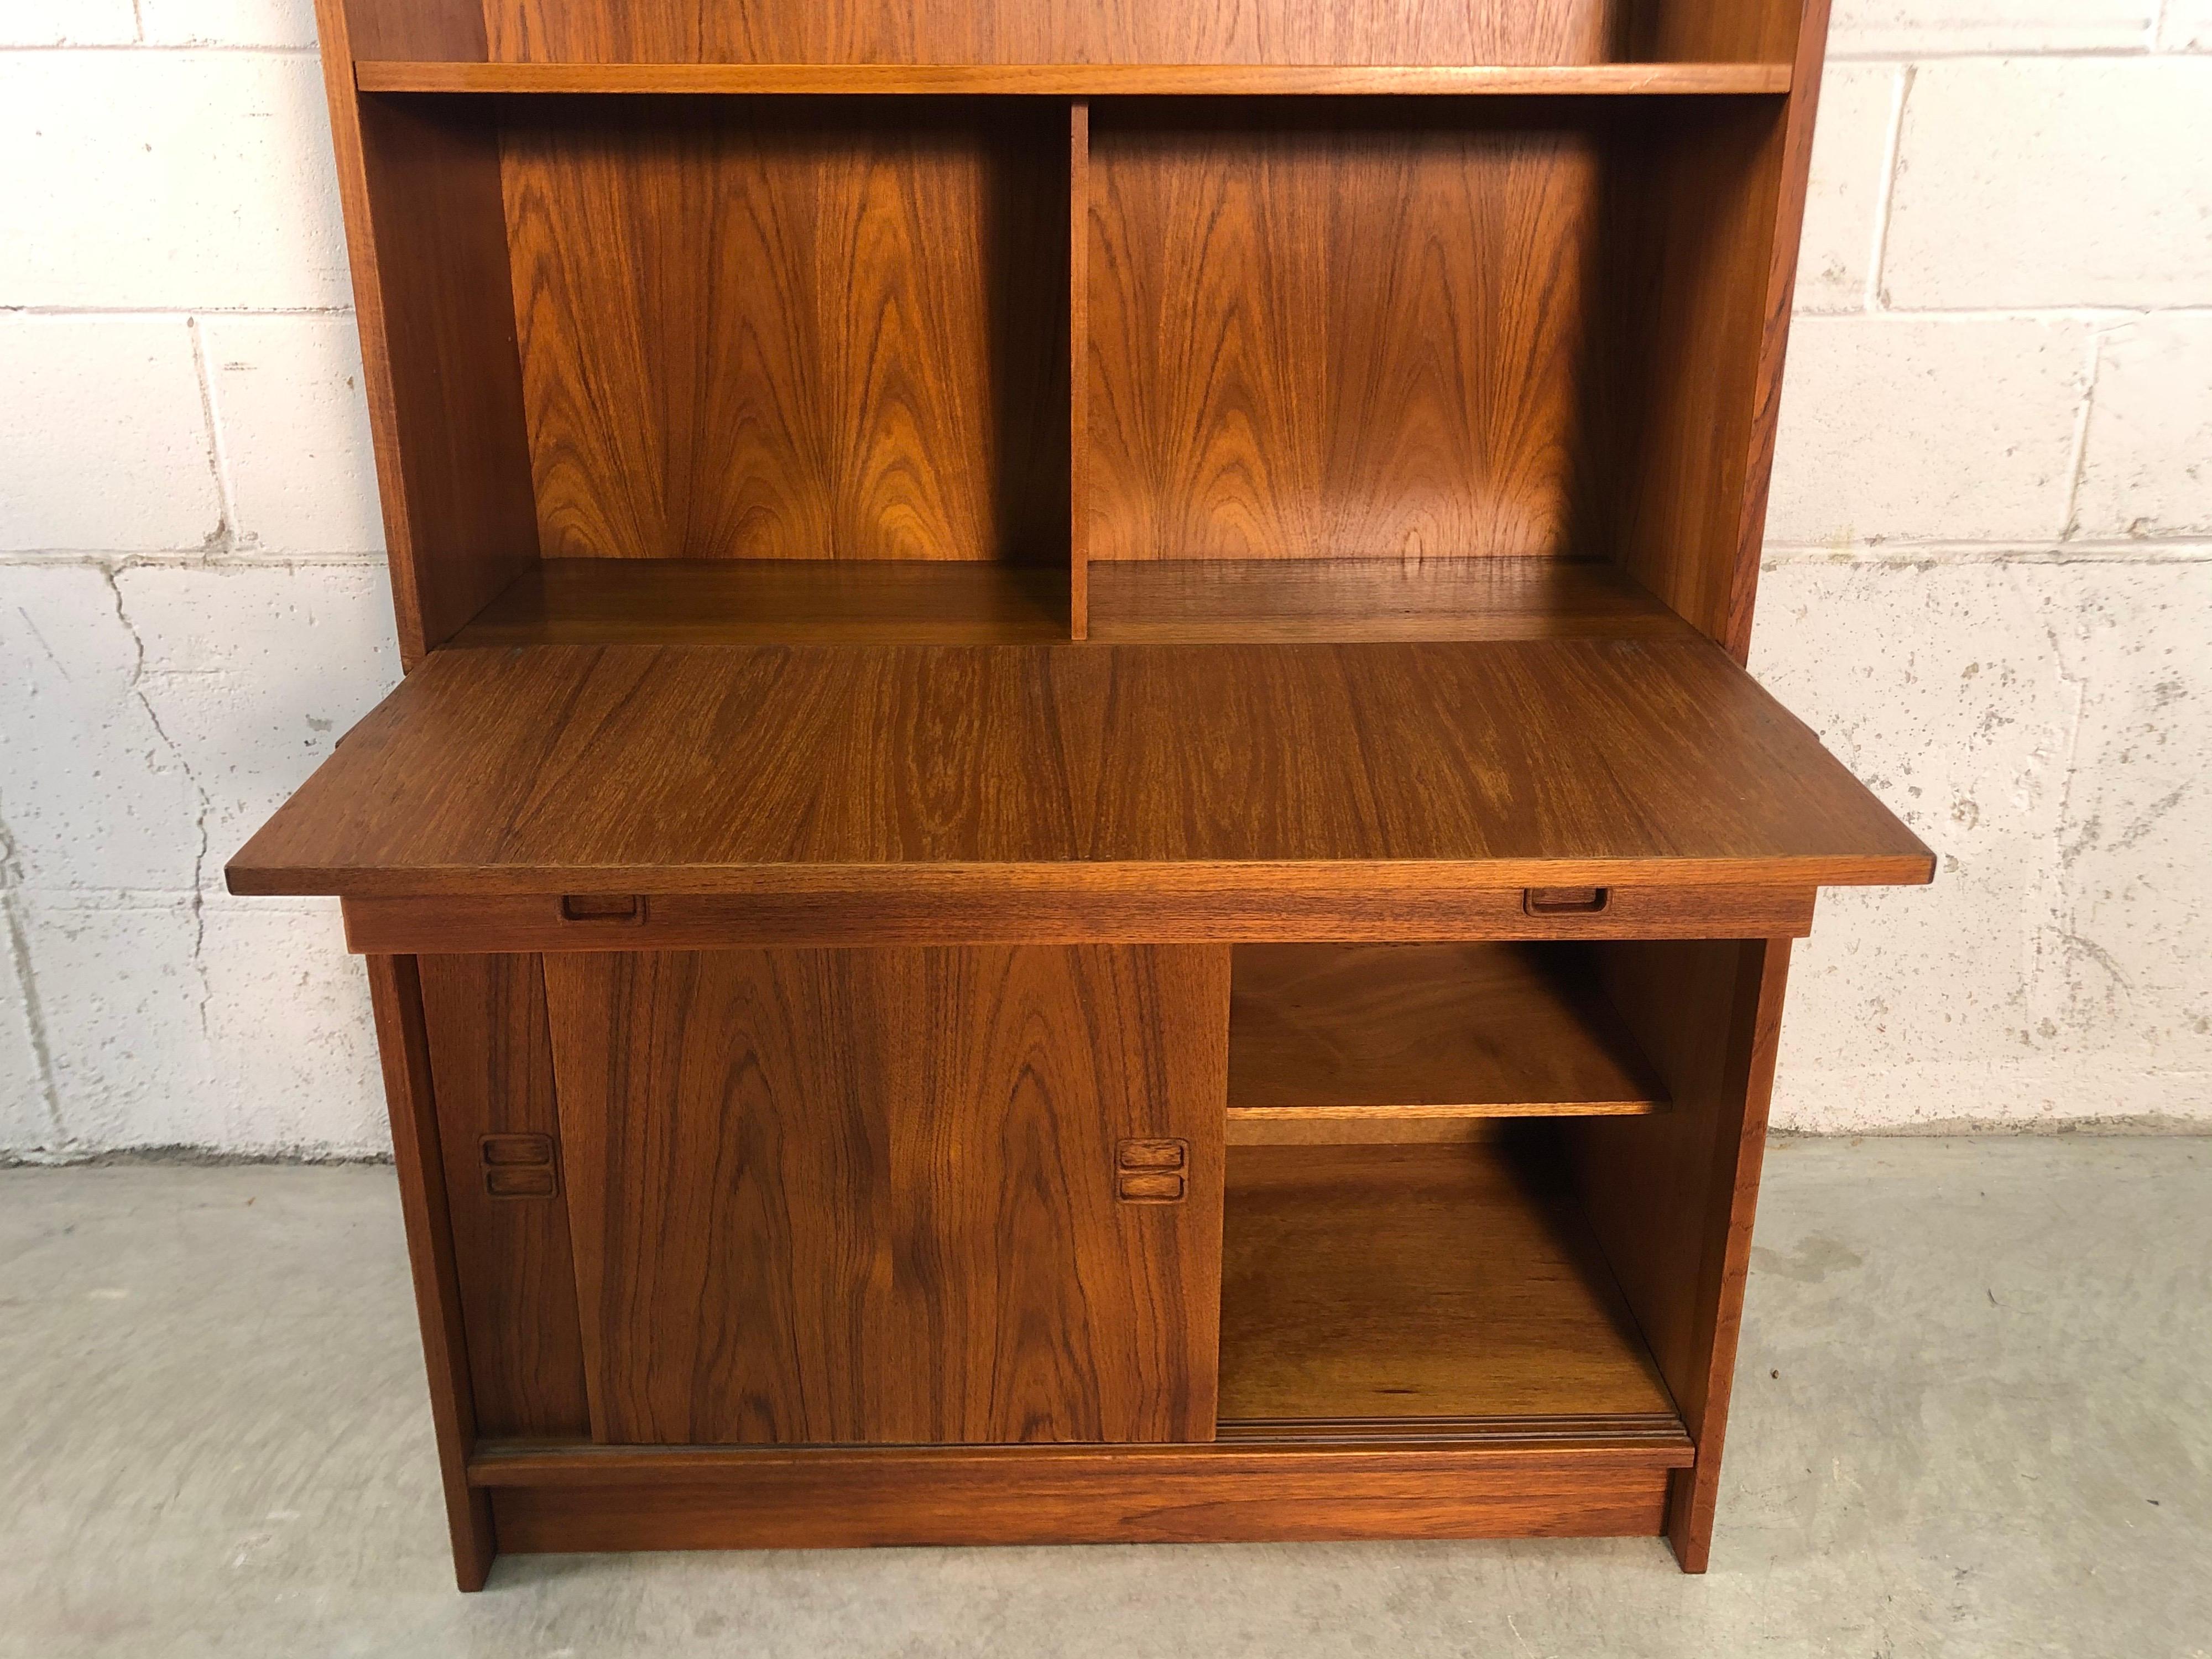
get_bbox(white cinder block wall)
[1,3,2207,1155]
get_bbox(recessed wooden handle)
[485,1167,557,1198]
[481,1133,558,1199]
[1117,1138,1188,1171]
[1116,1138,1188,1201]
[1116,1171,1186,1203]
[481,1133,554,1166]
[1523,886,1610,916]
[559,894,646,924]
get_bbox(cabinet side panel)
[361,954,497,1590]
[1564,937,1790,1570]
[416,954,592,1438]
[338,90,540,662]
[1724,0,1838,657]
[541,946,1228,1446]
[1089,105,1600,564]
[1595,100,1786,650]
[502,100,1067,563]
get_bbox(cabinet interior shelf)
[356,60,1792,97]
[1227,943,1670,1138]
[1218,1140,1683,1435]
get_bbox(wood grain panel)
[1088,556,1693,642]
[361,954,495,1590]
[502,98,1066,562]
[1564,937,1791,1571]
[1219,1142,1676,1423]
[1594,99,1788,649]
[1724,0,1837,658]
[1089,103,1599,564]
[1228,943,1668,1118]
[447,555,1688,649]
[415,954,591,1437]
[478,0,1660,68]
[340,0,484,59]
[453,560,1073,645]
[340,883,1818,953]
[227,639,1935,898]
[540,946,1229,1445]
[477,1439,1679,1551]
[313,0,538,666]
[1625,0,1801,62]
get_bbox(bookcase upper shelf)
[354,61,1792,96]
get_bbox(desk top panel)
[227,638,1932,898]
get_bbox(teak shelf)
[232,0,1932,1587]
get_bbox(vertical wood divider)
[1069,100,1091,640]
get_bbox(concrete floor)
[2,1140,2207,1658]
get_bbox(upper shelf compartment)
[356,63,1792,96]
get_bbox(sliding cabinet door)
[541,945,1229,1446]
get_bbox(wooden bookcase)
[229,0,1932,1588]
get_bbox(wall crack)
[0,808,69,1152]
[95,565,217,1042]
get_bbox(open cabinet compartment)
[346,88,1074,661]
[348,81,1794,658]
[1080,93,1789,645]
[1227,941,1671,1131]
[1219,1134,1683,1434]
[1222,942,1677,1441]
[1218,933,1783,1457]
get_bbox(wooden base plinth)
[473,1438,1692,1558]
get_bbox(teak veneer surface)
[1088,103,1602,567]
[339,882,1818,953]
[1228,942,1668,1118]
[226,638,1933,898]
[454,559,1074,646]
[541,945,1227,1446]
[449,556,1694,648]
[502,98,1068,565]
[1087,557,1695,642]
[460,0,1799,69]
[1218,1141,1676,1425]
[357,62,1794,96]
[472,1439,1683,1552]
[414,954,590,1438]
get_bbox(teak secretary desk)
[228,0,1935,1587]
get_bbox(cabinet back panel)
[502,99,1067,561]
[1088,103,1601,564]
[481,2,1629,67]
[461,0,1800,66]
